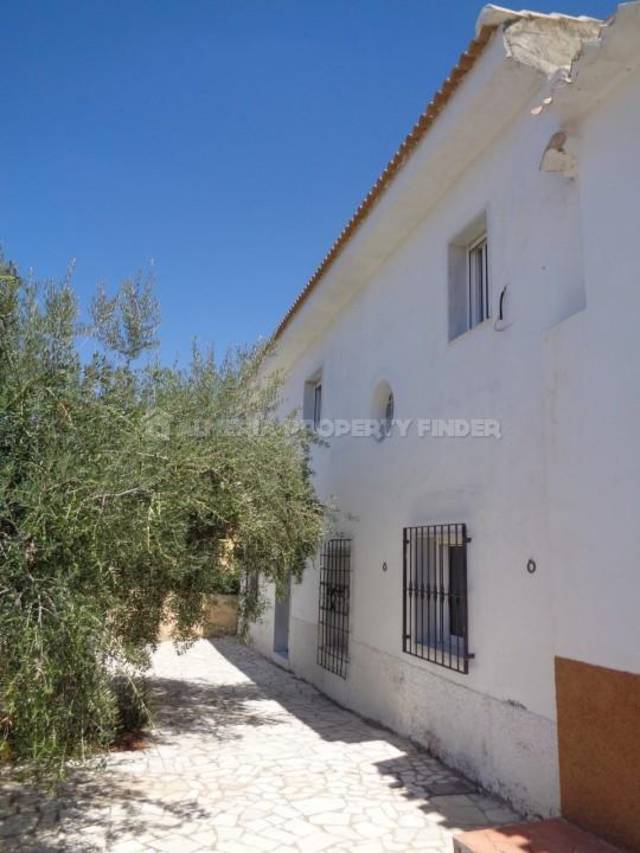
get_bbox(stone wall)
[159,594,238,641]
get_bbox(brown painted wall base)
[555,656,640,852]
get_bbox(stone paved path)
[1,639,520,852]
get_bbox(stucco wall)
[249,51,640,820]
[541,66,640,847]
[544,67,640,675]
[159,594,238,641]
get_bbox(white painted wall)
[544,66,640,676]
[249,25,640,819]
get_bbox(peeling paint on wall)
[539,131,577,177]
[477,5,603,80]
[502,16,602,78]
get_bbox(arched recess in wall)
[371,379,395,440]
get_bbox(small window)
[467,234,489,328]
[303,371,323,430]
[402,523,472,673]
[313,382,322,430]
[449,213,489,340]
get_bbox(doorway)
[273,576,290,657]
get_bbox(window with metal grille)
[402,523,473,673]
[317,538,351,678]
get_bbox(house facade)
[249,4,640,849]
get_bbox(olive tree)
[0,260,323,773]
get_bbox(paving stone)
[111,839,154,853]
[151,836,203,852]
[0,638,523,853]
[0,811,39,837]
[309,811,352,827]
[297,831,346,852]
[293,797,346,817]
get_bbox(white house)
[248,4,640,849]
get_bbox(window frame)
[467,232,489,329]
[447,211,490,342]
[303,370,323,432]
[313,381,322,431]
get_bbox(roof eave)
[272,24,498,344]
[271,4,609,356]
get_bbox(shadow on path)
[1,638,522,852]
[150,675,284,741]
[207,637,384,745]
[210,638,513,818]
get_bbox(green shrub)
[111,675,151,736]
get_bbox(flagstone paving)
[2,638,521,852]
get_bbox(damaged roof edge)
[272,5,606,344]
[476,4,602,33]
[486,6,604,78]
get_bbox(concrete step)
[453,818,624,853]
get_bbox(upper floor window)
[467,233,489,329]
[448,213,489,340]
[313,382,322,430]
[303,370,322,430]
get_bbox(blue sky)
[1,0,615,362]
